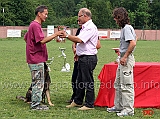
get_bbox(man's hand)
[120,57,127,66]
[74,54,78,61]
[59,31,68,38]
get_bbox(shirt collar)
[82,19,92,29]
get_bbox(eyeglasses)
[78,14,84,18]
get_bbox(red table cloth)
[94,62,160,108]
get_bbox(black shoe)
[31,104,49,110]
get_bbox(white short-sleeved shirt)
[120,24,136,53]
[76,20,98,56]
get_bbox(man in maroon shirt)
[24,5,61,110]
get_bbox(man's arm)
[120,40,136,65]
[72,42,77,54]
[40,32,61,44]
[66,34,82,43]
[96,39,101,49]
[123,40,136,58]
[60,31,82,43]
[124,36,137,58]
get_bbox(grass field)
[0,38,160,119]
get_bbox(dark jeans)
[74,55,97,108]
[71,61,78,101]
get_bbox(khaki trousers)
[114,54,135,113]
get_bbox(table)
[94,62,160,108]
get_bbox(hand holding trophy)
[58,26,67,31]
[57,26,67,43]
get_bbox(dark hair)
[35,5,48,15]
[113,7,130,28]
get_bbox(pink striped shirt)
[76,20,98,56]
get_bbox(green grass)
[0,38,160,119]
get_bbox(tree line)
[0,0,160,29]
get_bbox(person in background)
[66,20,82,104]
[24,5,61,110]
[107,7,136,117]
[60,8,99,110]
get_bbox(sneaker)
[107,106,121,113]
[32,104,49,110]
[117,111,134,117]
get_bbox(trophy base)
[61,66,70,72]
[47,66,51,71]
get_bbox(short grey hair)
[79,8,92,18]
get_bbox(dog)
[16,63,54,106]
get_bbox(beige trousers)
[114,54,135,113]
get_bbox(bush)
[21,30,27,37]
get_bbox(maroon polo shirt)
[24,21,48,64]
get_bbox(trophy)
[112,48,120,64]
[58,26,67,31]
[58,47,70,72]
[57,26,67,43]
[46,57,54,71]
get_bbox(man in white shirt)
[60,8,99,110]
